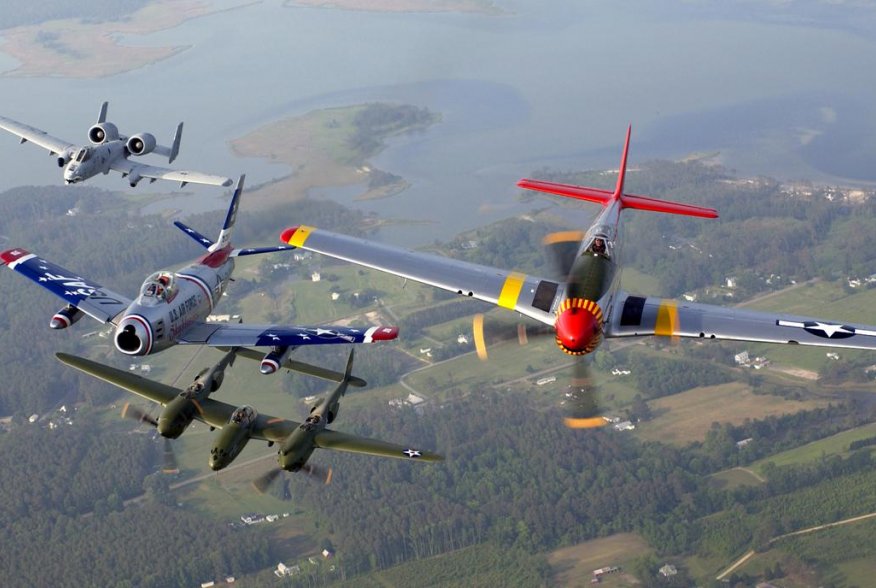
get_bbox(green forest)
[2,156,876,586]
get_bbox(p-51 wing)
[1,248,131,324]
[178,323,399,347]
[111,159,233,188]
[280,226,559,326]
[607,291,876,350]
[0,115,73,157]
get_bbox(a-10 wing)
[111,159,233,188]
[0,115,73,157]
[607,291,876,349]
[280,226,559,326]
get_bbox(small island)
[0,0,252,78]
[231,102,439,207]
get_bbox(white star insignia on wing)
[810,322,853,338]
[403,449,421,458]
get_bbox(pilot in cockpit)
[588,237,611,258]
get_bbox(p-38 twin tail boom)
[0,101,232,188]
[279,127,876,426]
[1,176,398,374]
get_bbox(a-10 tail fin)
[518,125,719,219]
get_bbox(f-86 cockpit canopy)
[138,271,177,304]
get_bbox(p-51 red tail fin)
[517,126,718,219]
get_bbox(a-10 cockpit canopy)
[138,271,177,304]
[73,147,91,163]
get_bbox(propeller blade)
[302,463,333,485]
[121,402,158,428]
[563,356,607,429]
[161,438,179,474]
[472,313,552,361]
[252,468,283,494]
[543,231,584,282]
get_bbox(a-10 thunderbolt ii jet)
[279,127,876,427]
[1,176,398,373]
[57,349,443,484]
[0,101,232,188]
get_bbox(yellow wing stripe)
[287,225,315,248]
[654,299,679,337]
[497,272,526,310]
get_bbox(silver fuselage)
[113,249,234,356]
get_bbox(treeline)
[0,0,147,29]
[630,353,733,399]
[0,502,275,588]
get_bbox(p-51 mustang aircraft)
[279,127,876,427]
[1,176,398,374]
[0,101,232,188]
[57,349,442,484]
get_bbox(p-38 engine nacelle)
[126,133,156,156]
[50,304,84,329]
[88,122,119,144]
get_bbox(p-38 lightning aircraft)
[1,176,398,373]
[279,127,876,427]
[0,101,232,188]
[57,349,442,484]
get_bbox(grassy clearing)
[547,533,652,587]
[636,382,829,446]
[750,421,876,476]
[709,467,765,490]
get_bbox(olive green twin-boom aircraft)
[57,349,442,485]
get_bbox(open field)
[751,421,876,476]
[547,533,652,587]
[709,467,765,490]
[637,382,830,446]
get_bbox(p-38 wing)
[56,353,443,462]
[279,226,876,351]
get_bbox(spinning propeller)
[121,403,180,474]
[252,462,332,494]
[472,230,608,428]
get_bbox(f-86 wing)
[607,291,876,350]
[0,115,73,157]
[1,248,131,324]
[178,323,399,348]
[280,226,559,326]
[111,159,233,188]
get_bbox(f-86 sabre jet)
[280,127,876,427]
[57,349,442,483]
[0,101,232,188]
[1,176,398,374]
